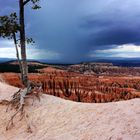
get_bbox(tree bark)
[19,0,28,87]
[13,32,23,79]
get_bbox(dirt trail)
[0,82,140,140]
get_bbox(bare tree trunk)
[13,32,23,79]
[19,0,28,87]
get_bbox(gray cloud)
[1,0,140,62]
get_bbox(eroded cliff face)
[67,63,140,76]
[1,70,140,103]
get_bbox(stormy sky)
[0,0,140,63]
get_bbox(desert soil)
[0,82,140,140]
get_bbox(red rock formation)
[1,71,140,103]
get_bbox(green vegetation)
[0,63,46,73]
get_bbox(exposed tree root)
[0,81,42,132]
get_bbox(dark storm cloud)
[1,0,140,62]
[88,27,140,47]
[81,0,140,54]
[80,1,140,51]
[24,0,90,62]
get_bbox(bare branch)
[23,0,30,6]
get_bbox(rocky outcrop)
[1,72,140,103]
[67,63,140,76]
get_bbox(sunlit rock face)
[1,68,140,103]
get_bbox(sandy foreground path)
[0,82,140,140]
